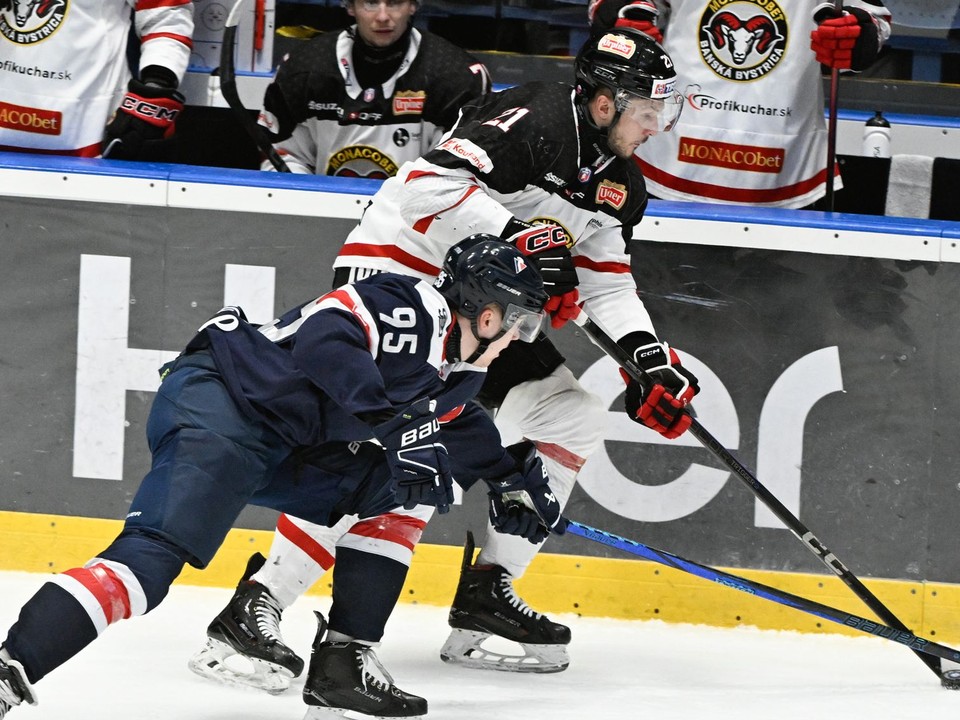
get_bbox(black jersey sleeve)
[260,33,340,142]
[417,34,491,131]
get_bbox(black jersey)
[256,27,490,177]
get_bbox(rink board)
[1,154,959,640]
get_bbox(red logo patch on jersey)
[678,137,784,174]
[0,101,61,135]
[596,180,627,209]
[393,91,426,116]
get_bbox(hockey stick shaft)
[825,0,842,210]
[580,318,942,677]
[565,519,960,665]
[220,0,290,172]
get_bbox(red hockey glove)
[588,0,662,43]
[810,6,881,71]
[502,217,579,297]
[543,291,581,329]
[620,331,699,439]
[102,73,184,160]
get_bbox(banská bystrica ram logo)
[699,0,787,82]
[0,0,68,45]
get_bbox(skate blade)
[187,638,291,695]
[440,629,569,674]
[303,707,426,720]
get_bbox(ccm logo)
[401,419,440,446]
[121,97,180,122]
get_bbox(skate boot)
[0,650,37,719]
[302,612,427,719]
[440,532,570,673]
[188,552,305,694]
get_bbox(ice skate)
[440,532,570,673]
[0,650,37,718]
[302,612,426,719]
[188,552,304,694]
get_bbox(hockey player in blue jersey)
[0,235,554,719]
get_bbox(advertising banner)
[1,182,958,586]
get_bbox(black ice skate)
[188,552,305,694]
[440,532,571,673]
[0,651,37,719]
[302,612,426,719]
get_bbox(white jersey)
[636,0,890,208]
[0,0,194,156]
[336,82,658,344]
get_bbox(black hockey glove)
[811,5,881,71]
[373,398,455,514]
[102,67,184,160]
[620,331,699,439]
[486,441,566,543]
[588,0,662,43]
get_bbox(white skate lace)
[356,646,394,693]
[252,588,284,642]
[498,574,542,619]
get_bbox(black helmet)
[436,234,548,344]
[575,28,683,131]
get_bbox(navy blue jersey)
[192,273,483,448]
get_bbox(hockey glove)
[588,0,663,43]
[486,441,566,543]
[102,69,184,160]
[811,6,881,71]
[503,217,579,326]
[620,331,699,439]
[373,398,455,514]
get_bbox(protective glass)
[616,90,684,133]
[356,0,411,11]
[501,303,545,343]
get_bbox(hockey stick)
[580,317,945,680]
[220,0,290,172]
[824,0,842,210]
[565,519,960,667]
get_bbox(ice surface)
[1,570,956,719]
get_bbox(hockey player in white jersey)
[588,0,891,208]
[0,0,194,159]
[255,0,489,176]
[187,28,702,707]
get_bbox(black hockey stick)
[580,317,944,680]
[825,0,842,210]
[565,519,960,667]
[220,0,290,172]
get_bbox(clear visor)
[501,303,545,343]
[616,90,684,133]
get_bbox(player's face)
[606,93,681,158]
[349,0,417,48]
[606,111,659,158]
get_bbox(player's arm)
[293,288,456,513]
[102,0,195,159]
[574,223,700,439]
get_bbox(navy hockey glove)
[620,331,699,439]
[811,6,881,71]
[588,0,663,43]
[373,398,455,514]
[486,441,566,543]
[102,69,184,160]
